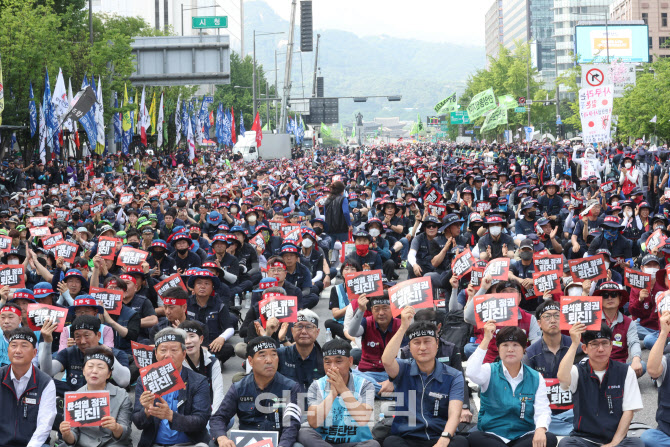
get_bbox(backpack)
[440,309,472,356]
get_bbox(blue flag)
[240,114,245,137]
[113,91,122,143]
[181,101,188,137]
[43,69,60,155]
[222,109,231,146]
[200,96,213,139]
[28,83,37,138]
[215,103,224,144]
[297,116,304,144]
[78,77,97,151]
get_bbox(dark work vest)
[655,354,670,436]
[609,315,631,363]
[359,317,401,372]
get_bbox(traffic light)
[316,77,324,97]
[300,1,313,52]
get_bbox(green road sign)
[450,111,470,125]
[440,124,449,131]
[515,107,527,113]
[192,16,228,29]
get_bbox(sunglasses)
[425,224,439,230]
[601,292,620,299]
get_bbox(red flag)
[140,127,147,146]
[231,107,237,144]
[252,111,262,147]
[74,130,80,148]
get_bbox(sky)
[256,0,491,45]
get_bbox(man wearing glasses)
[524,300,583,436]
[278,309,325,392]
[557,322,644,447]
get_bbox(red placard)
[0,235,12,253]
[242,187,253,197]
[26,197,42,208]
[90,202,104,215]
[568,254,607,282]
[624,267,652,291]
[154,273,187,298]
[0,265,25,288]
[97,236,122,260]
[64,391,111,427]
[119,193,134,206]
[600,181,615,193]
[281,223,301,238]
[426,202,446,219]
[26,303,67,332]
[28,216,50,227]
[483,257,511,282]
[473,293,519,329]
[30,226,51,238]
[41,233,63,248]
[533,253,563,273]
[423,187,442,204]
[116,247,149,267]
[283,227,302,244]
[451,248,475,279]
[258,294,299,328]
[646,229,667,253]
[90,287,123,316]
[389,277,434,317]
[250,233,265,252]
[90,177,104,191]
[533,270,562,296]
[545,378,573,410]
[559,296,602,330]
[50,241,79,264]
[139,358,185,397]
[131,341,155,368]
[340,241,356,263]
[344,270,384,300]
[475,201,492,212]
[470,264,487,287]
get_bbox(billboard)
[575,24,649,64]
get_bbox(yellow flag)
[149,91,156,135]
[122,84,130,131]
[133,89,138,132]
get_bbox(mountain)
[244,0,485,124]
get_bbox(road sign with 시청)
[450,111,470,124]
[515,107,527,113]
[192,16,228,29]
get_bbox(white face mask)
[7,258,19,265]
[644,267,659,275]
[567,287,582,296]
[625,162,633,169]
[489,226,502,237]
[302,238,313,248]
[625,209,633,217]
[247,215,257,224]
[369,228,381,238]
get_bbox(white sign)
[578,84,614,144]
[581,64,636,98]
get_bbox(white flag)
[187,115,195,161]
[139,87,148,135]
[175,94,182,145]
[95,76,105,151]
[38,102,46,163]
[651,115,657,123]
[157,93,164,148]
[51,68,68,125]
[63,78,74,132]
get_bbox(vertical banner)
[578,85,614,144]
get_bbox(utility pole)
[311,34,321,97]
[164,0,169,33]
[275,49,278,131]
[526,46,531,127]
[89,0,93,45]
[240,0,245,56]
[265,82,270,130]
[253,30,257,119]
[155,0,160,30]
[280,0,297,133]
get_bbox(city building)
[485,0,504,66]
[610,0,670,59]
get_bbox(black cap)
[582,322,613,344]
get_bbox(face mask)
[153,251,165,260]
[282,200,288,206]
[644,267,659,275]
[567,287,582,296]
[313,227,324,235]
[519,251,533,261]
[489,226,502,237]
[273,206,282,212]
[355,244,369,256]
[349,201,358,208]
[603,229,618,241]
[190,233,200,240]
[605,261,610,269]
[247,215,257,224]
[128,241,140,249]
[625,209,633,217]
[177,248,188,255]
[302,238,313,248]
[369,228,381,238]
[625,162,632,168]
[527,210,537,219]
[230,207,238,214]
[8,258,19,265]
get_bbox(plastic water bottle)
[234,294,240,307]
[378,412,385,422]
[244,292,251,309]
[325,328,333,342]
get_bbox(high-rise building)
[530,0,557,85]
[610,0,670,59]
[485,0,504,65]
[502,0,530,50]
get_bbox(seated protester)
[325,260,361,342]
[180,320,225,415]
[477,214,516,261]
[312,217,334,252]
[58,346,133,447]
[638,213,668,254]
[149,287,189,340]
[381,311,469,447]
[535,217,564,254]
[509,237,543,312]
[277,309,325,392]
[238,260,304,340]
[643,310,670,447]
[118,273,158,343]
[630,255,668,349]
[258,224,283,259]
[301,338,379,447]
[201,261,235,301]
[205,234,240,291]
[464,277,541,361]
[97,278,141,360]
[300,227,331,294]
[0,327,56,447]
[141,226,156,251]
[466,322,557,447]
[400,308,473,424]
[595,282,645,377]
[345,231,383,272]
[524,300,584,436]
[408,215,444,280]
[228,225,262,295]
[282,242,320,309]
[570,200,604,257]
[186,268,235,365]
[133,328,211,447]
[346,292,400,396]
[169,232,202,277]
[210,336,302,447]
[557,323,644,447]
[53,268,89,307]
[60,295,115,351]
[594,249,623,286]
[515,199,540,238]
[538,181,565,221]
[0,303,23,367]
[39,314,131,394]
[586,216,633,259]
[146,239,178,278]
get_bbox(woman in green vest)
[465,321,557,447]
